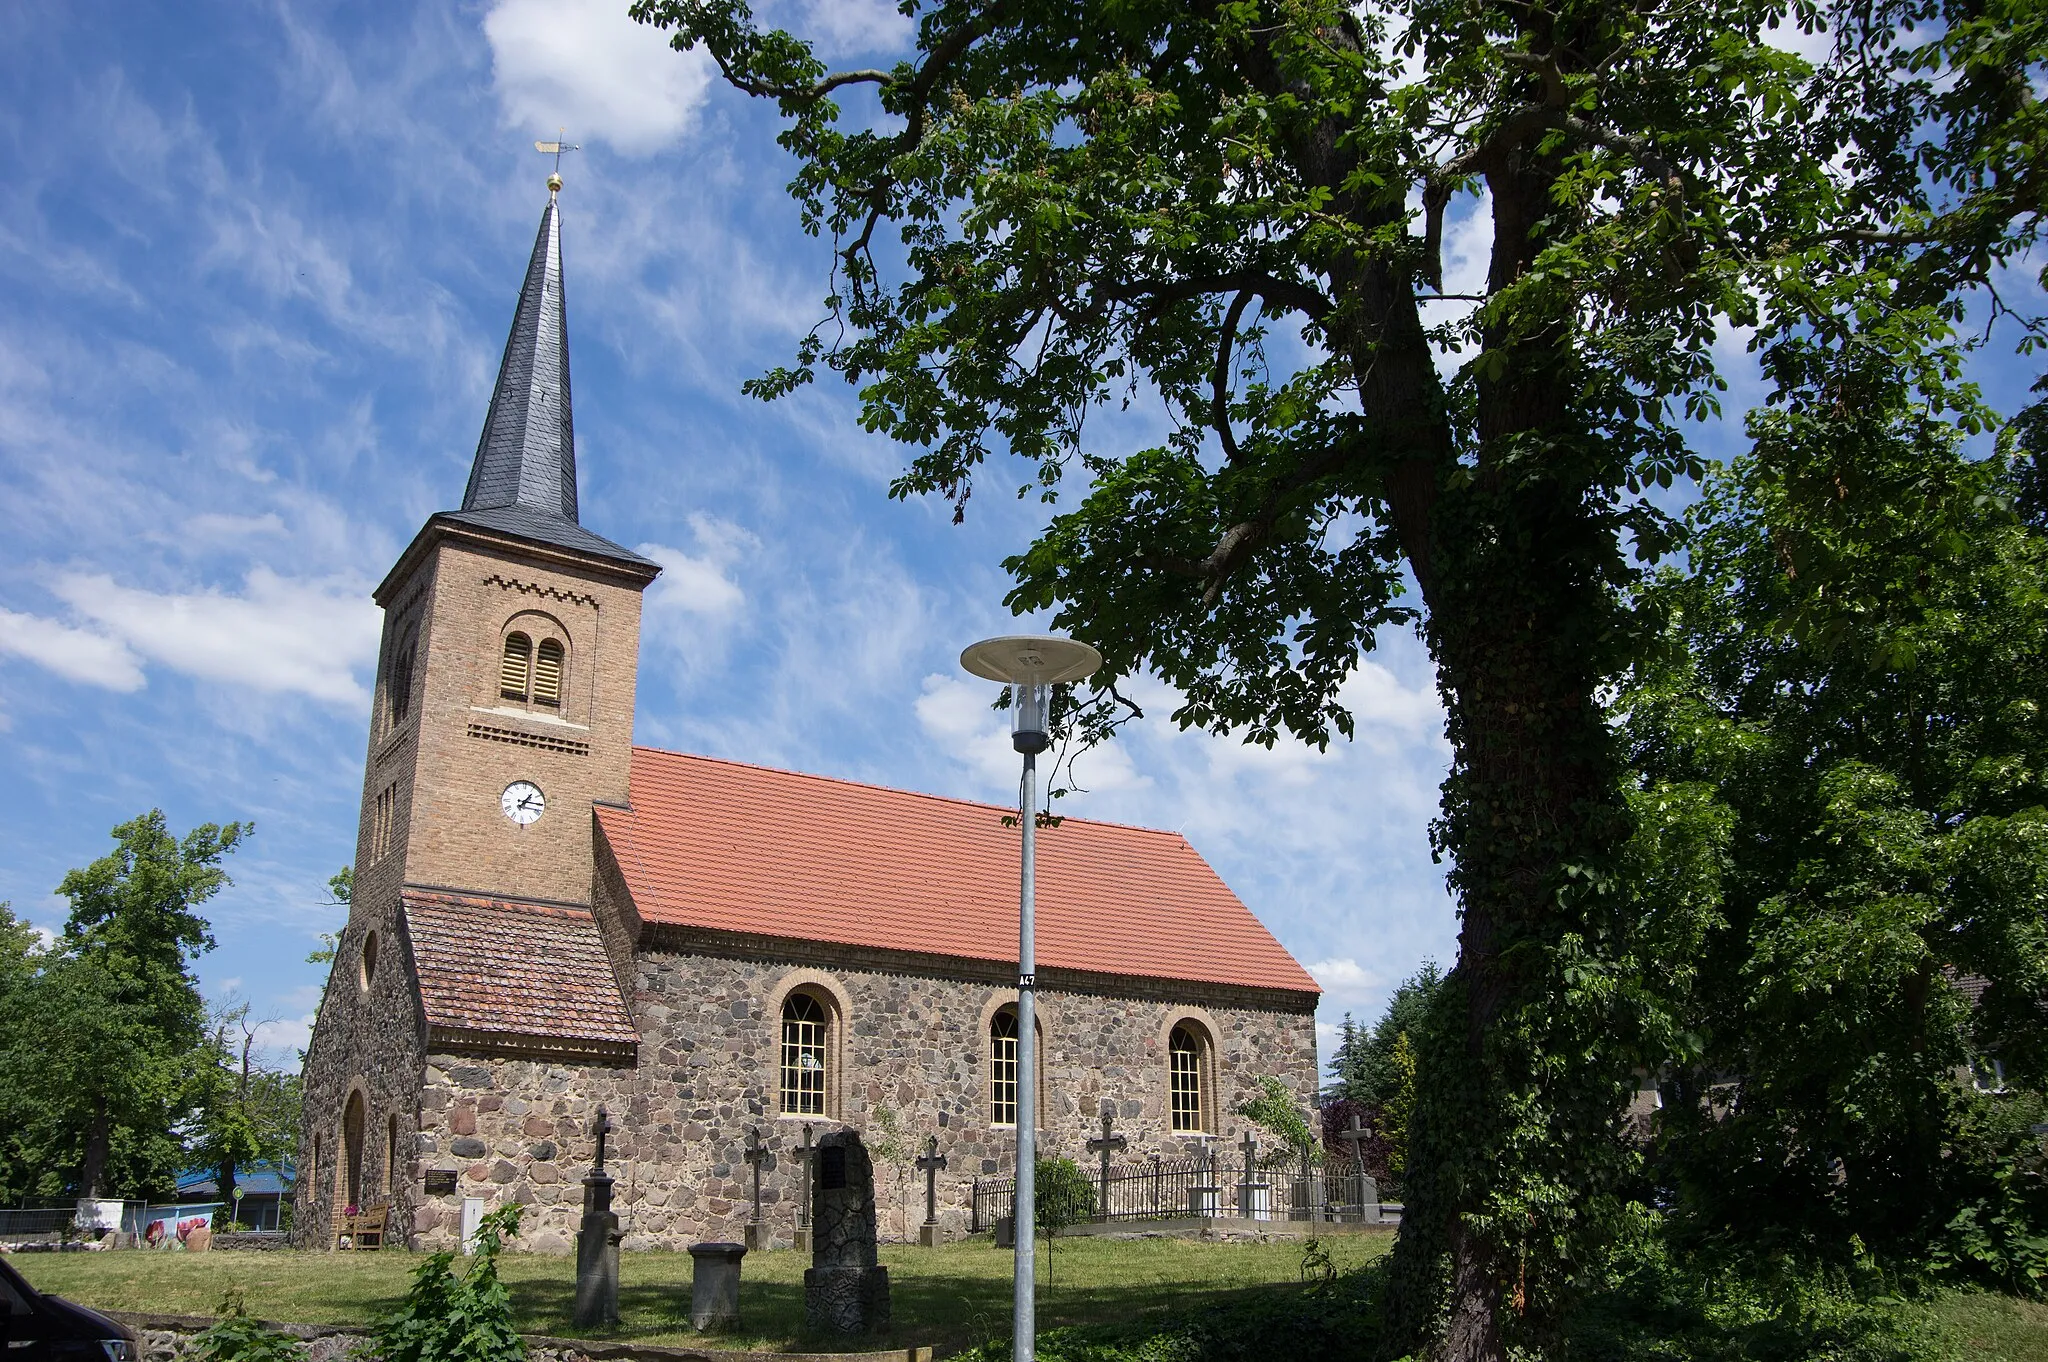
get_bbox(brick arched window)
[780,991,831,1116]
[990,1008,1019,1126]
[499,632,533,700]
[1169,1024,1210,1133]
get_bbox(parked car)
[0,1255,135,1362]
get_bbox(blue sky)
[1,1,2036,1073]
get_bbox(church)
[294,177,1322,1253]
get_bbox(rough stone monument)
[688,1241,747,1332]
[802,1130,889,1334]
[573,1105,621,1328]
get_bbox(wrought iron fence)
[970,1148,1390,1232]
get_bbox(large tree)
[1624,374,2048,1289]
[632,0,2047,1352]
[0,812,247,1201]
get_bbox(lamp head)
[959,635,1103,756]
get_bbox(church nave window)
[500,632,533,700]
[533,638,564,707]
[1170,1024,1208,1133]
[779,992,830,1116]
[990,1008,1019,1126]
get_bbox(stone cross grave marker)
[1336,1111,1380,1224]
[915,1134,947,1247]
[1237,1129,1271,1221]
[803,1130,889,1334]
[1086,1105,1127,1221]
[743,1126,770,1250]
[573,1105,621,1328]
[791,1123,816,1252]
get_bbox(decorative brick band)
[483,573,599,609]
[465,722,591,757]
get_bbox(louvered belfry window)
[1170,1025,1205,1132]
[780,992,828,1115]
[990,1008,1020,1126]
[500,632,533,700]
[533,638,564,707]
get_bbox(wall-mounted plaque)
[424,1169,458,1196]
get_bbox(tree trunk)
[79,1102,110,1200]
[221,1156,239,1216]
[1372,146,1636,1359]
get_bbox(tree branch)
[1212,290,1254,465]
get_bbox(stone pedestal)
[919,1222,940,1248]
[687,1242,746,1332]
[994,1215,1015,1249]
[1359,1174,1383,1224]
[804,1264,891,1333]
[744,1221,766,1252]
[1239,1180,1272,1222]
[801,1131,890,1335]
[793,1226,811,1253]
[1187,1184,1220,1218]
[573,1171,620,1328]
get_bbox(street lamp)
[960,634,1102,1362]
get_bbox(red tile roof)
[403,889,638,1055]
[595,748,1320,998]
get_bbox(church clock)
[501,781,546,825]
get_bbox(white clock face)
[501,781,545,825]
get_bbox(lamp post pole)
[1014,737,1039,1359]
[960,635,1102,1362]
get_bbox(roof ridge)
[628,744,1192,842]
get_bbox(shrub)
[192,1288,300,1362]
[361,1205,525,1362]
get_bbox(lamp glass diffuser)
[1011,682,1051,755]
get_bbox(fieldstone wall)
[410,942,1317,1252]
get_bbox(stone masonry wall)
[410,944,1318,1252]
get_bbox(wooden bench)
[335,1205,388,1250]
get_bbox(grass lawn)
[9,1233,1392,1356]
[1936,1292,2048,1361]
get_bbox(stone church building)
[295,182,1321,1253]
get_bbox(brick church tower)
[299,179,659,1229]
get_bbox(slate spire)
[434,182,652,570]
[463,187,577,520]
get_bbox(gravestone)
[915,1134,947,1247]
[1086,1106,1126,1222]
[573,1106,621,1328]
[1237,1129,1271,1222]
[1337,1110,1381,1223]
[791,1123,816,1254]
[688,1242,747,1332]
[743,1127,769,1251]
[802,1130,890,1334]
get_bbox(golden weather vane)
[534,129,580,192]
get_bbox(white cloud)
[48,567,380,706]
[1308,956,1385,1007]
[0,607,146,690]
[639,513,755,620]
[253,1014,314,1066]
[484,0,714,156]
[791,0,914,57]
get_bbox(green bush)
[360,1205,525,1362]
[191,1288,300,1362]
